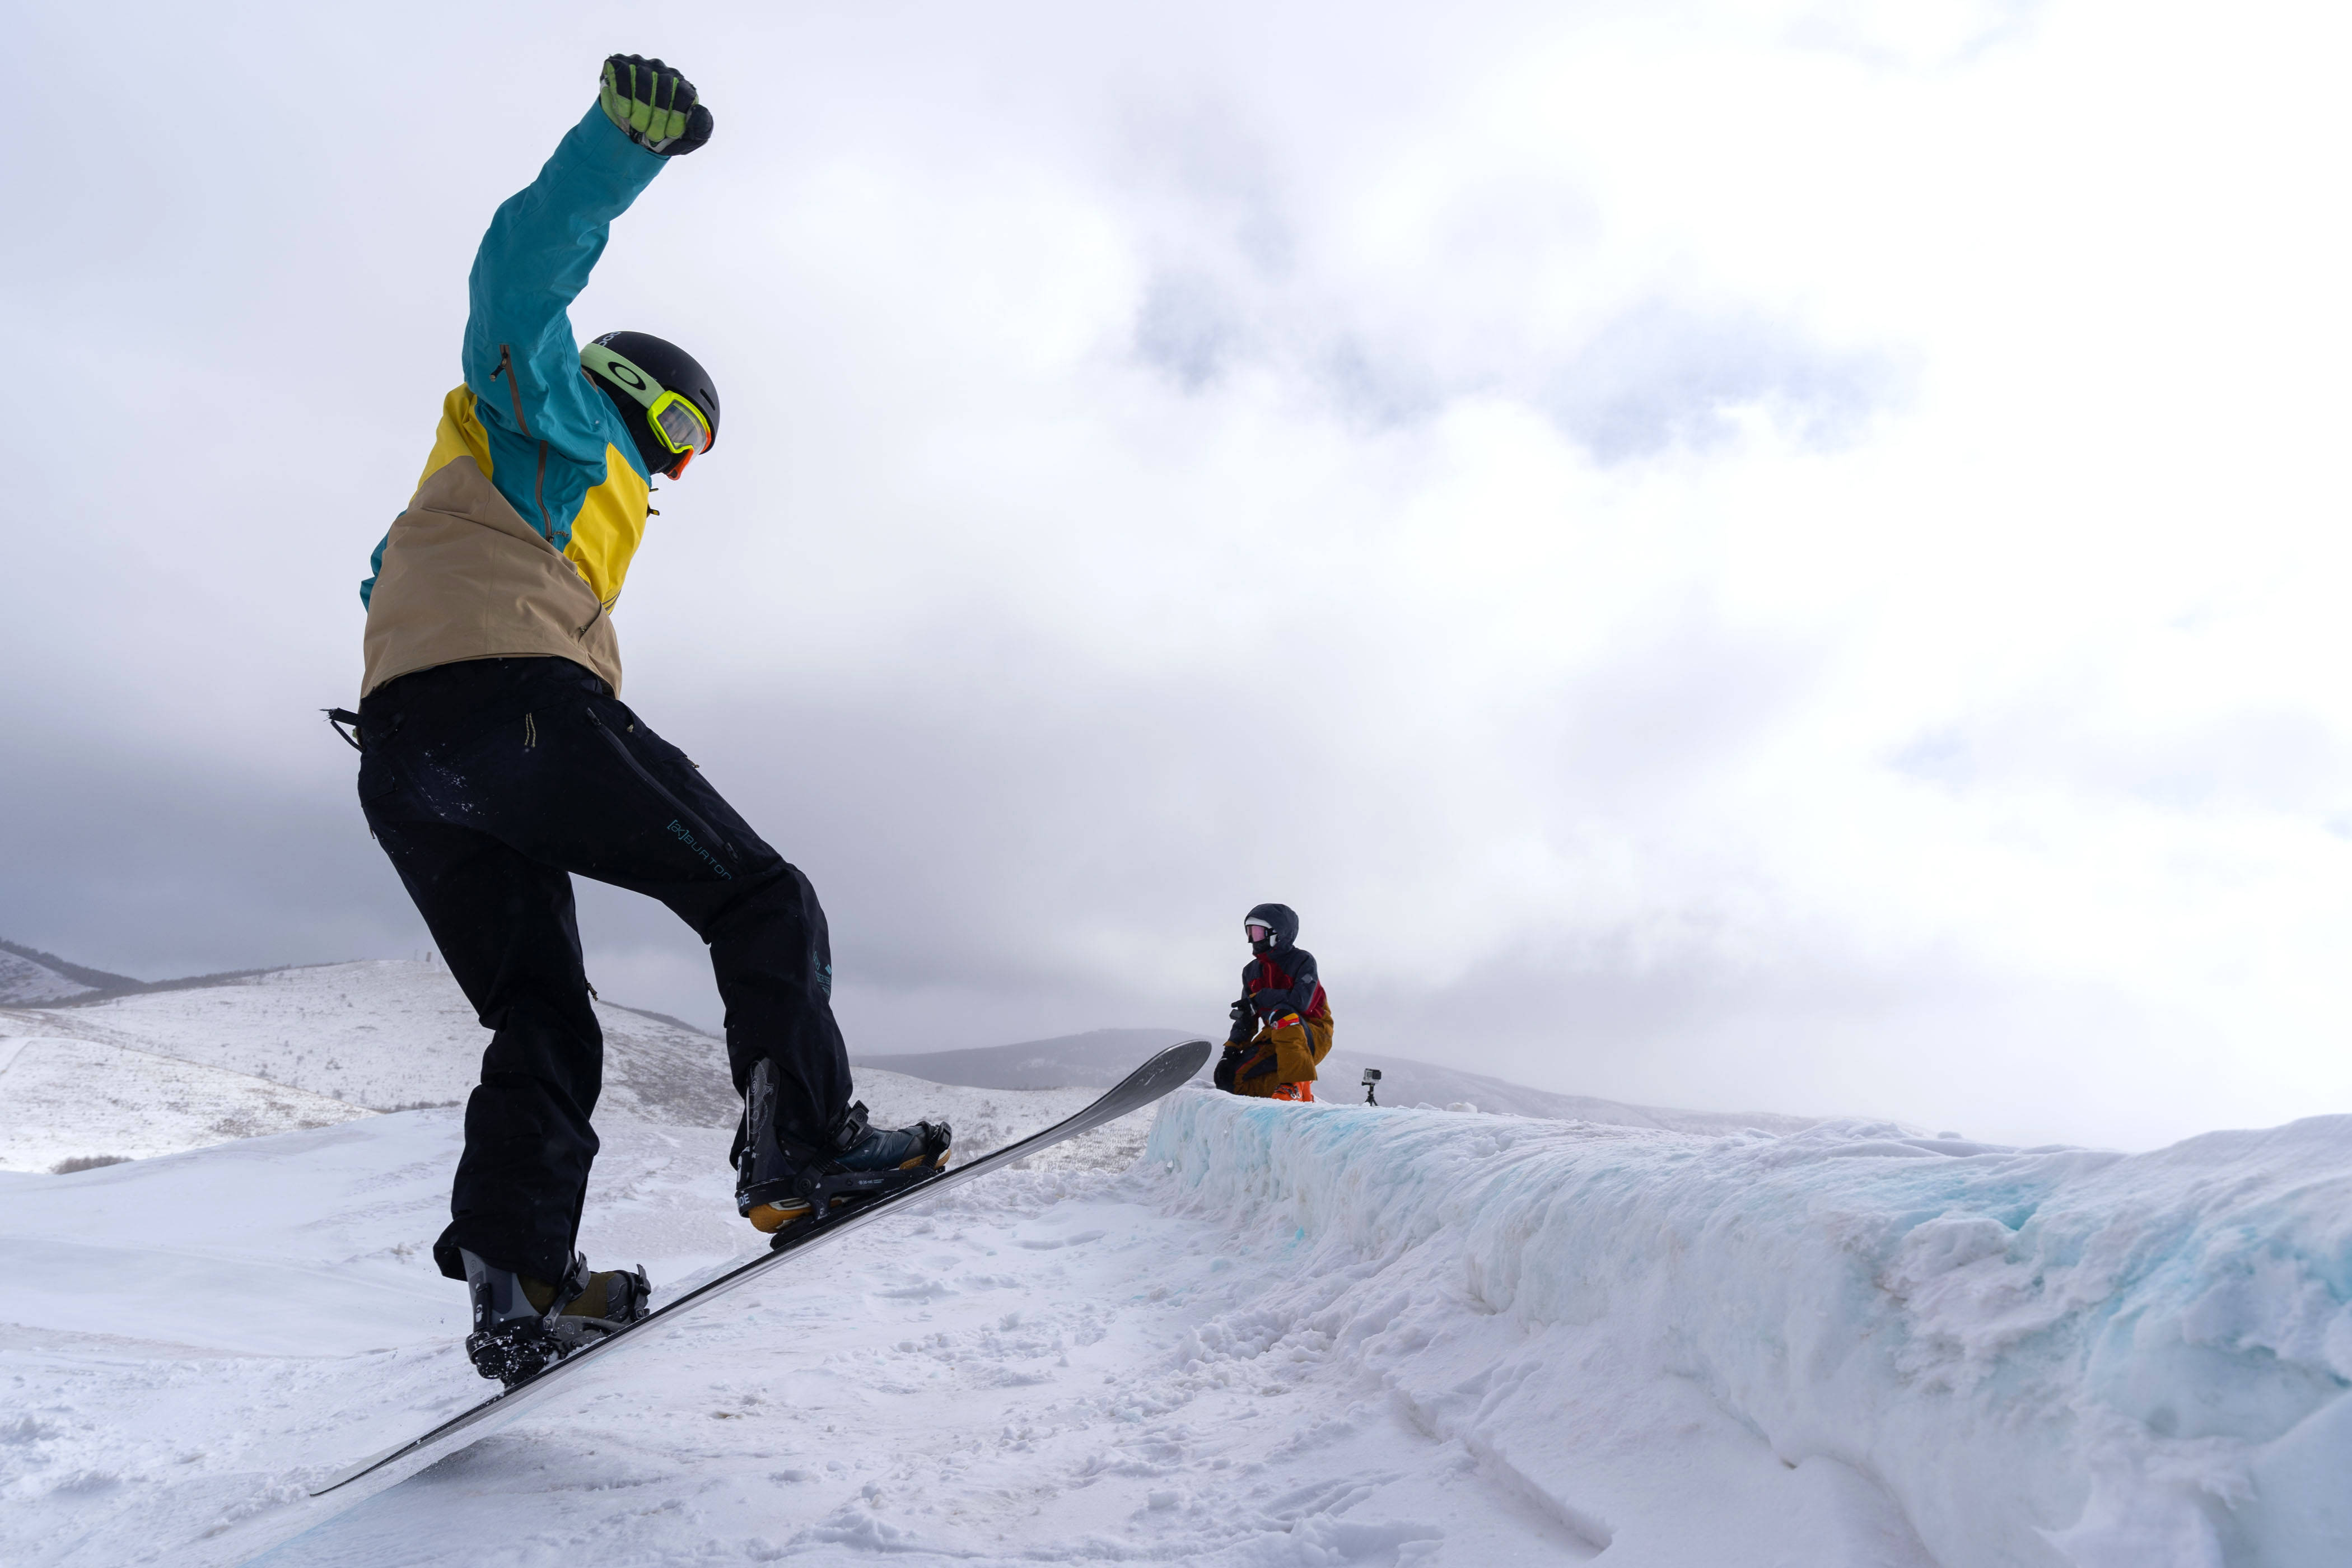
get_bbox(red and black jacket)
[1229,946,1328,1043]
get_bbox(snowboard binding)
[750,1159,951,1248]
[734,1063,953,1245]
[460,1249,652,1387]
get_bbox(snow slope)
[0,960,743,1163]
[0,1104,1580,1568]
[0,946,97,1005]
[9,1081,2345,1565]
[8,956,1823,1175]
[6,954,2343,1564]
[0,957,1177,1175]
[0,938,278,1004]
[0,1034,369,1171]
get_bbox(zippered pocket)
[492,343,555,534]
[584,708,738,877]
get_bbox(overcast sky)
[4,0,2349,1149]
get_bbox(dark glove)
[1213,1046,1242,1093]
[1229,997,1254,1025]
[600,55,715,155]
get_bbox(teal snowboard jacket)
[358,105,673,698]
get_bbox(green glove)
[599,54,714,156]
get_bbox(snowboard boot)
[734,1060,952,1238]
[461,1248,652,1386]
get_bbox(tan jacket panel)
[360,456,623,699]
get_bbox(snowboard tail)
[310,1038,1211,1499]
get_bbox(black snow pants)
[356,657,850,1285]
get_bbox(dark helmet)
[581,330,721,479]
[1243,903,1298,953]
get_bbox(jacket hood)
[1244,903,1299,949]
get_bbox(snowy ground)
[2,1096,1574,1568]
[6,960,2348,1564]
[7,1084,2349,1566]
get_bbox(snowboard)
[311,1038,1212,1498]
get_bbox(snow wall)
[1145,1093,2352,1567]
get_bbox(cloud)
[1785,0,2045,71]
[1544,301,1903,461]
[1133,269,1249,390]
[5,0,2352,1156]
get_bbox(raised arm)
[461,58,714,477]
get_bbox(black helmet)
[1244,903,1298,953]
[581,330,721,479]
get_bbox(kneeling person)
[1215,904,1334,1100]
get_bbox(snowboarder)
[347,55,949,1384]
[1214,904,1334,1101]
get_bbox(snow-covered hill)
[0,958,1217,1177]
[0,937,274,1005]
[0,1035,370,1171]
[4,953,1819,1178]
[15,958,745,1124]
[6,1088,2344,1565]
[0,959,1154,1177]
[0,944,100,1005]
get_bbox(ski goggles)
[1244,922,1273,942]
[580,342,715,468]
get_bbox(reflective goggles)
[1245,922,1273,942]
[580,342,715,468]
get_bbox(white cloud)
[4,0,2351,1150]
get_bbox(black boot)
[734,1060,951,1236]
[461,1249,652,1385]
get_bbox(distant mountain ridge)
[0,936,278,1005]
[858,1029,1828,1136]
[860,1030,1198,1090]
[0,939,142,995]
[0,946,97,1005]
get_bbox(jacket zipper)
[492,343,554,534]
[491,344,533,437]
[584,709,736,871]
